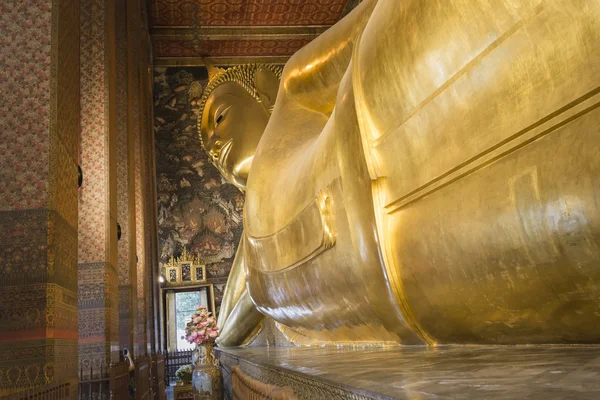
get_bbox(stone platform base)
[215,345,600,399]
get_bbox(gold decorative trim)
[218,351,392,400]
[163,248,207,286]
[232,365,297,399]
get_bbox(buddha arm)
[278,0,377,115]
[218,290,265,347]
[217,235,266,347]
[216,236,259,330]
[216,1,379,346]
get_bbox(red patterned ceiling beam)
[150,25,329,41]
[150,0,351,27]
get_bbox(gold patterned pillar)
[134,98,149,355]
[139,3,160,352]
[146,91,162,354]
[116,0,137,355]
[78,0,120,375]
[0,0,80,395]
[127,0,148,357]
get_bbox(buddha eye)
[214,105,230,127]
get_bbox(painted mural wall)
[153,67,244,314]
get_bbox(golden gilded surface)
[196,0,600,347]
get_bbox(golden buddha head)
[193,63,282,191]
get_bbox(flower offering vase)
[191,342,222,400]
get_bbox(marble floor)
[220,345,600,399]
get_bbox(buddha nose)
[208,139,223,161]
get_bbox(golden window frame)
[163,248,207,286]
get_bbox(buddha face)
[200,81,271,191]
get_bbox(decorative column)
[0,0,80,395]
[78,0,120,375]
[134,70,151,355]
[116,0,138,355]
[139,6,160,352]
[128,0,148,357]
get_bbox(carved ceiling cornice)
[150,0,362,65]
[151,25,329,41]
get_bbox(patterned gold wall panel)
[115,0,136,353]
[49,0,80,229]
[47,211,79,384]
[140,63,154,353]
[0,0,80,394]
[117,65,130,285]
[135,66,149,355]
[48,204,79,290]
[49,141,79,230]
[0,0,51,210]
[142,61,161,352]
[127,0,151,356]
[0,211,49,286]
[78,0,120,372]
[78,262,119,377]
[79,0,110,265]
[126,0,143,358]
[48,0,80,384]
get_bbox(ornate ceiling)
[150,0,361,66]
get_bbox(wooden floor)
[218,345,600,399]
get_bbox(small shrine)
[162,247,207,287]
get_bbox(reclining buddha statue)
[193,0,600,347]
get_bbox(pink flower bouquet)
[183,305,219,345]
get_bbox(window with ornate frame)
[162,248,207,287]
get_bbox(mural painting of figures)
[154,67,244,314]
